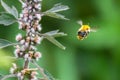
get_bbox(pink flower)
[14,48,20,57]
[34,36,42,44]
[20,39,25,44]
[16,34,22,41]
[34,52,42,61]
[31,71,38,76]
[37,24,42,31]
[12,63,17,69]
[31,28,35,33]
[24,54,29,61]
[10,63,17,74]
[35,14,41,20]
[10,67,14,74]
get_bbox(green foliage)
[0,50,13,68]
[0,0,18,26]
[42,30,67,50]
[43,3,69,20]
[38,3,69,50]
[45,30,67,37]
[43,12,69,20]
[0,13,17,26]
[0,39,16,49]
[46,3,69,13]
[1,0,120,80]
[0,0,69,80]
[1,0,18,19]
[0,74,3,79]
[43,34,66,50]
[44,69,55,80]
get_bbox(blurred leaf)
[0,50,13,68]
[45,30,67,37]
[1,0,18,19]
[0,13,17,26]
[43,34,66,50]
[44,69,55,80]
[46,3,69,13]
[43,12,69,20]
[0,74,3,79]
[0,39,16,49]
[43,3,69,20]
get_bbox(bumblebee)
[77,21,96,40]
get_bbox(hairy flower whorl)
[15,0,42,61]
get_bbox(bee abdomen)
[78,31,87,37]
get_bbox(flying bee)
[77,21,96,40]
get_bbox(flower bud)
[16,34,22,41]
[34,52,42,61]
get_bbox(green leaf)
[47,3,69,13]
[45,30,67,37]
[52,32,67,37]
[44,69,55,80]
[43,34,66,50]
[11,6,19,19]
[1,0,18,19]
[0,39,16,49]
[1,0,11,13]
[40,30,67,49]
[44,12,69,20]
[0,13,17,26]
[43,3,69,20]
[45,30,59,35]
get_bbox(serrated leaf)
[44,12,69,20]
[0,13,17,26]
[1,0,18,19]
[43,34,66,50]
[0,39,16,49]
[45,30,67,37]
[47,3,69,13]
[44,69,55,80]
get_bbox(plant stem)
[1,74,17,80]
[31,60,48,80]
[23,59,29,69]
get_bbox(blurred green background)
[0,0,120,80]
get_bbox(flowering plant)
[0,0,69,80]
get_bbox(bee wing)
[90,29,97,32]
[77,20,83,26]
